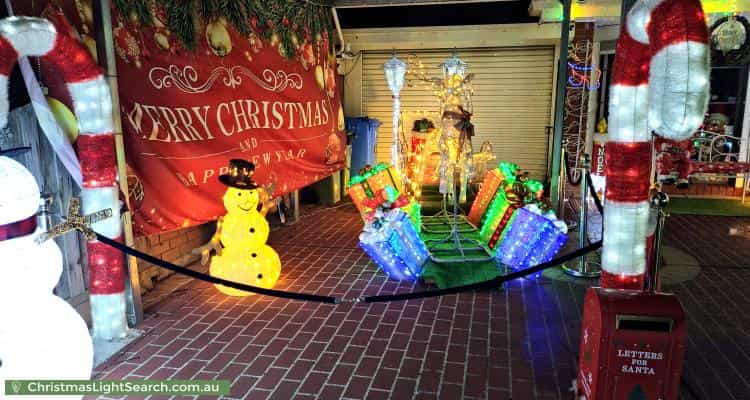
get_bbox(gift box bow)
[362,186,410,224]
[524,203,568,234]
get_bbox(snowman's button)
[251,253,257,258]
[250,228,255,233]
[257,273,263,279]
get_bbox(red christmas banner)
[17,2,345,236]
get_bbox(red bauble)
[300,43,315,70]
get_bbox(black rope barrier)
[95,234,339,304]
[96,235,602,304]
[361,240,602,303]
[94,170,606,303]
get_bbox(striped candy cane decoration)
[0,17,127,339]
[603,0,709,289]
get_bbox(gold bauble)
[270,32,280,46]
[206,19,232,57]
[248,33,263,53]
[82,35,97,62]
[315,65,325,90]
[46,97,79,144]
[78,0,94,25]
[597,118,608,134]
[338,105,345,131]
[154,31,170,51]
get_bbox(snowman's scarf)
[0,214,36,241]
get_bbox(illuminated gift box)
[479,192,520,250]
[348,163,421,230]
[479,171,545,251]
[359,209,429,281]
[474,162,521,228]
[495,205,567,271]
[400,198,422,234]
[347,163,404,214]
[407,132,427,195]
[467,168,503,226]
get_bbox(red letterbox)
[577,288,686,400]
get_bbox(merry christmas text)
[126,99,331,142]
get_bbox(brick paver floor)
[90,205,750,399]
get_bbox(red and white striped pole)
[0,17,127,339]
[603,0,709,289]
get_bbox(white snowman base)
[0,234,93,399]
[0,156,93,399]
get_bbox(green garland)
[113,0,335,59]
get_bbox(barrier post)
[559,139,569,224]
[563,153,601,278]
[648,191,669,292]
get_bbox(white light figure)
[0,156,93,399]
[383,52,407,175]
[437,52,475,203]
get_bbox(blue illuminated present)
[496,206,567,273]
[359,209,430,281]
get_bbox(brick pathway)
[90,206,750,400]
[662,215,750,400]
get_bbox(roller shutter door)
[360,47,555,179]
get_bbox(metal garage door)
[361,47,555,179]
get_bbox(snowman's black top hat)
[219,159,259,189]
[0,144,31,157]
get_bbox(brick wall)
[133,223,216,295]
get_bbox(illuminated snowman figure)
[0,155,93,399]
[210,159,281,296]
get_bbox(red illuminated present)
[347,164,404,214]
[407,133,427,186]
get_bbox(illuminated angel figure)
[406,51,477,203]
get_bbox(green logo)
[4,380,231,395]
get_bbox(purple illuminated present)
[496,206,567,273]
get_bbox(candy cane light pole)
[603,0,709,289]
[0,16,128,339]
